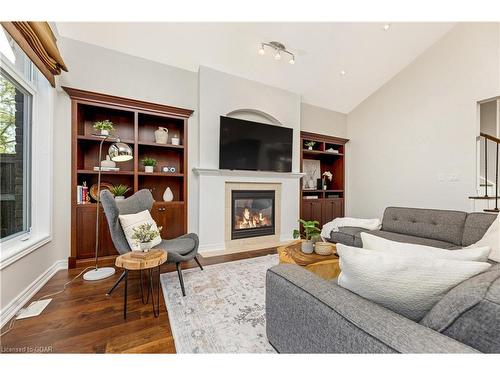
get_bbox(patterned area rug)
[160,254,278,353]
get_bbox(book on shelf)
[93,166,120,172]
[304,195,319,199]
[76,184,89,204]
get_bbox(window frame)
[0,66,33,242]
[0,46,53,269]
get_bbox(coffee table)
[277,241,340,280]
[115,249,168,319]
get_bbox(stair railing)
[480,132,499,213]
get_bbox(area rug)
[160,254,278,353]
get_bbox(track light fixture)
[258,41,295,65]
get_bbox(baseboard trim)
[0,259,68,328]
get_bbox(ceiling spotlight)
[383,23,391,31]
[340,70,346,76]
[258,41,295,65]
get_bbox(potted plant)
[142,157,157,173]
[93,120,115,136]
[304,141,316,150]
[131,222,162,252]
[109,184,130,201]
[322,171,333,190]
[293,219,321,254]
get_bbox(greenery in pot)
[93,120,115,134]
[293,219,321,254]
[304,141,316,150]
[131,223,162,251]
[142,157,158,167]
[109,184,130,198]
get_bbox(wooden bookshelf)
[300,131,349,227]
[64,87,193,268]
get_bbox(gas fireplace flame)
[235,207,272,229]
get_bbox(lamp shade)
[108,142,133,162]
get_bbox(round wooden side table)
[277,240,340,280]
[115,249,168,319]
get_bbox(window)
[0,69,32,241]
[0,26,53,266]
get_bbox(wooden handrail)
[480,132,500,144]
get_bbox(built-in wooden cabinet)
[300,131,348,228]
[65,87,193,268]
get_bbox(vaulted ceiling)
[56,22,455,113]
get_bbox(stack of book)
[77,184,89,204]
[93,166,120,172]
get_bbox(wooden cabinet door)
[164,204,185,239]
[322,199,344,225]
[150,202,168,239]
[151,202,186,240]
[76,205,97,259]
[302,200,322,223]
[76,205,118,259]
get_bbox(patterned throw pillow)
[118,210,162,251]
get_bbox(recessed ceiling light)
[383,23,391,31]
[340,70,346,76]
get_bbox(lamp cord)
[0,266,93,338]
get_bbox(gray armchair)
[100,189,202,296]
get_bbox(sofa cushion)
[382,207,467,246]
[462,212,497,247]
[360,232,491,262]
[329,226,366,247]
[337,244,491,321]
[420,264,500,353]
[358,230,459,249]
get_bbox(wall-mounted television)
[219,116,293,172]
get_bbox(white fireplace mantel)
[193,168,305,179]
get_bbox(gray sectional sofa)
[266,207,500,353]
[329,206,496,249]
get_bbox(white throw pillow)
[466,214,500,262]
[119,210,162,251]
[336,243,491,321]
[360,232,491,262]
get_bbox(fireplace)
[231,190,275,240]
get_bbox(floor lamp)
[83,135,133,281]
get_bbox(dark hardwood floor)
[0,247,277,353]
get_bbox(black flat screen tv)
[219,116,293,172]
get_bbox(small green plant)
[304,141,316,148]
[142,157,158,167]
[109,184,130,197]
[131,222,162,244]
[93,120,115,132]
[293,219,321,241]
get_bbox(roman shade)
[1,22,68,86]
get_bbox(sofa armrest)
[266,264,478,353]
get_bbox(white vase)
[171,137,180,146]
[145,166,154,173]
[301,240,314,254]
[115,196,125,201]
[163,187,173,202]
[139,241,153,252]
[100,129,109,136]
[154,127,168,144]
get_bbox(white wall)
[196,67,302,252]
[301,103,347,138]
[346,23,500,218]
